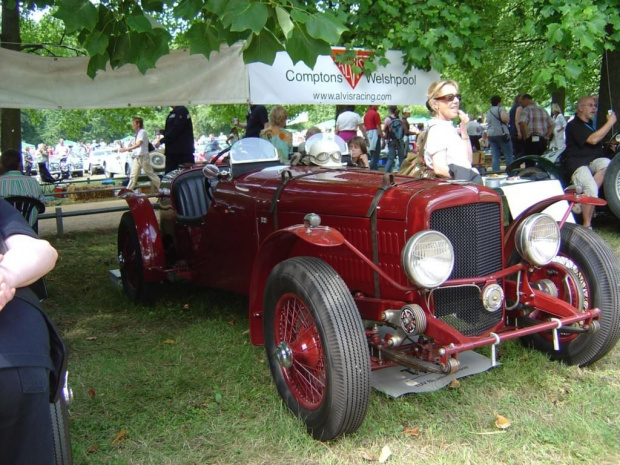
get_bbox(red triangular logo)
[331,49,374,90]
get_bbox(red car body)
[118,137,620,441]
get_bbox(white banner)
[0,45,439,109]
[0,44,249,110]
[248,49,439,105]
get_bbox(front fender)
[122,193,166,280]
[504,192,605,258]
[248,224,346,346]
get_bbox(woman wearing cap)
[423,80,480,183]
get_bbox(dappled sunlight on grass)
[43,227,620,464]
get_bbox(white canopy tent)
[0,44,439,109]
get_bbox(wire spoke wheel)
[522,223,620,366]
[264,257,370,441]
[275,293,326,410]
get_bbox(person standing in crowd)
[519,94,554,156]
[550,103,567,151]
[348,136,370,168]
[509,94,524,158]
[0,198,60,463]
[364,105,384,170]
[401,107,417,156]
[154,106,195,174]
[423,80,480,183]
[120,117,161,193]
[561,96,616,229]
[235,104,269,138]
[466,115,483,151]
[226,127,240,147]
[383,105,406,173]
[485,95,514,171]
[260,105,293,164]
[55,138,69,159]
[335,105,367,144]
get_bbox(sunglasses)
[434,93,462,102]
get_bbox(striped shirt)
[0,171,43,199]
[0,171,43,226]
[519,103,553,137]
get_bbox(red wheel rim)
[529,254,591,343]
[274,293,326,410]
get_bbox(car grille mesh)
[430,203,503,336]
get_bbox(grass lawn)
[44,214,620,464]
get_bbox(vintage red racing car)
[117,135,620,441]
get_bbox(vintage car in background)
[92,148,166,178]
[48,153,85,178]
[116,135,620,441]
[507,131,620,219]
[85,148,110,175]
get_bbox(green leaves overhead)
[53,0,98,33]
[230,2,268,34]
[44,0,348,77]
[305,11,348,45]
[286,27,331,68]
[19,0,620,99]
[186,23,219,57]
[242,29,283,66]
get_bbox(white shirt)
[424,118,472,170]
[134,129,149,156]
[336,111,362,131]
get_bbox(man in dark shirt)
[235,104,269,138]
[0,199,60,463]
[562,95,617,228]
[154,106,195,173]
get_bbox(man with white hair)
[562,96,617,229]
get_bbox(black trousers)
[524,135,548,156]
[0,367,54,464]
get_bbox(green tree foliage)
[8,0,620,144]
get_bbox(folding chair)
[38,162,62,195]
[3,195,46,233]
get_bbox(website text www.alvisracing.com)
[311,91,392,102]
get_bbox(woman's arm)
[500,108,510,124]
[0,234,58,311]
[431,150,451,178]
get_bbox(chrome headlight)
[401,230,454,288]
[515,213,560,265]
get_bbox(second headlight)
[401,230,454,288]
[515,213,560,265]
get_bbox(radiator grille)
[430,203,503,336]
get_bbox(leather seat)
[171,171,211,225]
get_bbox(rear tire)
[50,396,73,465]
[264,257,370,441]
[117,212,157,304]
[521,223,620,366]
[603,154,620,220]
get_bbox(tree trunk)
[597,45,620,135]
[551,88,566,113]
[1,0,22,153]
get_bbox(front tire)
[522,223,620,366]
[264,257,370,441]
[603,154,620,220]
[117,212,157,304]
